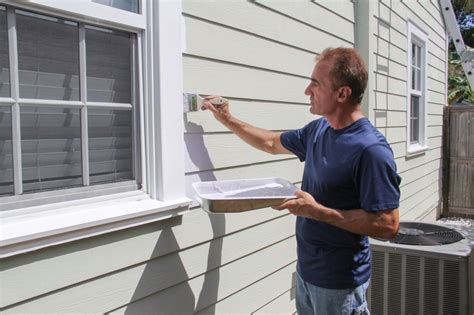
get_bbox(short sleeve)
[280,120,318,162]
[355,144,401,212]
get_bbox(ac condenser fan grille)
[379,222,464,245]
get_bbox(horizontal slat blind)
[88,109,133,185]
[16,10,80,101]
[20,107,82,193]
[86,26,131,103]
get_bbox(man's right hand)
[201,95,293,156]
[202,95,232,124]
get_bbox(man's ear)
[337,86,352,102]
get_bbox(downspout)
[354,0,376,123]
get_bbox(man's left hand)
[273,190,323,220]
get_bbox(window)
[0,7,138,204]
[0,1,189,258]
[406,20,428,154]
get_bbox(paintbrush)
[183,93,228,112]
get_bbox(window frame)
[0,0,191,258]
[406,19,429,155]
[2,8,140,199]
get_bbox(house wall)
[0,1,355,313]
[369,0,447,221]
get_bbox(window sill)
[406,144,429,157]
[0,191,192,258]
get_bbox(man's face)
[304,61,337,115]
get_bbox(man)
[203,47,400,315]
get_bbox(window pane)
[416,45,421,68]
[0,6,10,97]
[411,44,416,66]
[21,107,82,193]
[16,10,80,100]
[91,0,139,13]
[411,66,416,90]
[86,26,131,103]
[88,109,133,185]
[416,68,421,91]
[0,106,13,196]
[410,95,420,144]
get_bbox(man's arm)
[203,98,292,155]
[273,190,399,239]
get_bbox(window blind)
[16,10,80,101]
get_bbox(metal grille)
[370,251,385,315]
[444,260,460,315]
[381,222,464,245]
[387,253,402,314]
[405,255,421,314]
[424,258,440,314]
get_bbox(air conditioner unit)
[368,222,474,315]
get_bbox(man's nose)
[304,84,311,96]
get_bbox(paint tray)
[192,177,297,213]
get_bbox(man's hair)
[316,47,368,105]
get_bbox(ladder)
[440,0,474,91]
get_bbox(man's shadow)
[122,117,225,314]
[184,117,226,314]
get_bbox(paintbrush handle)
[208,97,228,106]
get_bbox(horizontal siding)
[255,0,354,43]
[254,287,297,314]
[184,16,314,77]
[184,133,293,173]
[183,0,351,53]
[0,208,290,307]
[108,237,296,314]
[185,101,314,133]
[183,56,307,104]
[1,214,296,311]
[196,262,297,314]
[372,0,446,218]
[314,0,354,22]
[396,147,442,173]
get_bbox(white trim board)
[0,192,192,258]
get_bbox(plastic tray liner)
[192,177,297,213]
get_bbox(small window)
[407,21,428,154]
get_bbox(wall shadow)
[122,216,198,315]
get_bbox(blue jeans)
[296,272,370,315]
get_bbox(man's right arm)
[203,98,292,155]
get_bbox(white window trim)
[0,0,146,30]
[0,1,191,258]
[406,19,429,156]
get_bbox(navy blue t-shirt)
[280,117,401,289]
